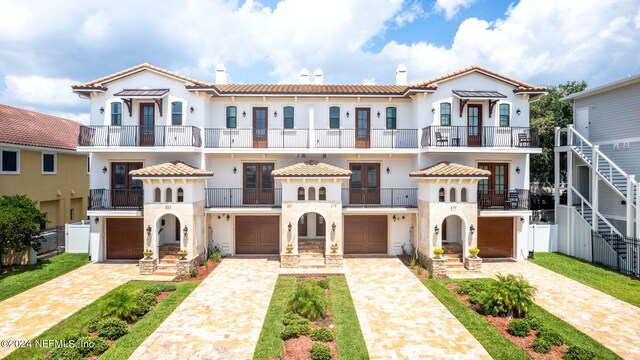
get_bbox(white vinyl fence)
[65,220,91,253]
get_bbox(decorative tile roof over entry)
[409,161,491,178]
[272,160,352,177]
[129,161,213,177]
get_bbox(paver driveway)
[345,257,490,360]
[130,257,280,360]
[0,262,138,358]
[483,260,640,359]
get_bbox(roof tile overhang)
[415,65,547,93]
[272,160,352,177]
[113,89,169,97]
[409,161,491,178]
[130,161,213,178]
[186,84,434,97]
[452,90,507,99]
[0,104,80,151]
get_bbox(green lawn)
[529,252,640,308]
[0,253,89,301]
[5,280,199,360]
[253,276,369,360]
[424,278,621,360]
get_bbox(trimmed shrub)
[455,281,488,296]
[532,337,551,353]
[310,327,333,342]
[154,282,177,292]
[189,268,198,278]
[310,343,332,360]
[525,313,542,331]
[316,279,329,289]
[102,288,140,322]
[538,329,564,346]
[86,317,101,333]
[283,312,310,326]
[95,317,129,340]
[563,345,596,360]
[281,323,312,340]
[76,335,109,357]
[507,319,531,337]
[50,346,83,360]
[470,274,537,317]
[140,285,161,297]
[288,281,328,321]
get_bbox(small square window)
[42,153,56,173]
[1,150,19,173]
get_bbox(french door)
[467,104,482,147]
[253,107,268,148]
[243,163,274,204]
[139,104,155,146]
[111,162,143,206]
[355,108,370,148]
[478,163,509,208]
[349,163,380,204]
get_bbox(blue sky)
[0,0,639,123]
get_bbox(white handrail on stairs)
[571,185,622,236]
[568,125,591,157]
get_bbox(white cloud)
[79,10,111,44]
[433,0,476,20]
[395,1,425,26]
[1,75,83,108]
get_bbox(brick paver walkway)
[130,257,280,359]
[0,262,138,358]
[483,260,640,359]
[345,257,490,359]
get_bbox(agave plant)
[102,288,140,322]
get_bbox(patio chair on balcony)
[517,133,531,147]
[435,132,449,146]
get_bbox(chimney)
[215,64,227,84]
[395,64,407,86]
[300,68,309,84]
[313,69,323,85]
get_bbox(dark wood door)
[111,162,143,207]
[349,163,380,205]
[316,214,326,236]
[235,216,279,254]
[253,107,268,148]
[243,163,274,204]
[467,104,482,146]
[478,163,509,208]
[139,103,155,146]
[298,214,307,237]
[106,218,144,259]
[355,108,370,148]
[477,217,514,258]
[344,215,387,254]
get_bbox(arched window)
[298,187,305,201]
[154,188,161,202]
[226,106,237,128]
[319,187,326,200]
[283,106,294,129]
[386,107,397,129]
[461,188,467,202]
[171,102,183,125]
[166,188,173,203]
[438,188,445,202]
[329,106,340,129]
[449,188,456,202]
[177,188,184,203]
[308,187,316,201]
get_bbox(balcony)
[315,129,418,149]
[477,189,530,210]
[341,188,418,208]
[79,125,202,147]
[204,128,309,148]
[205,188,282,208]
[421,126,540,148]
[89,189,143,210]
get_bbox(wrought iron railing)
[421,126,540,148]
[204,128,309,148]
[592,231,639,278]
[89,189,143,210]
[477,189,530,210]
[79,125,202,147]
[315,129,418,149]
[205,188,282,207]
[341,188,417,207]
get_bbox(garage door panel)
[106,218,144,260]
[236,216,279,254]
[344,215,387,254]
[478,217,513,258]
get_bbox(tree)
[0,195,47,265]
[530,80,588,186]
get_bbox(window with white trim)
[171,102,183,126]
[440,103,451,126]
[1,149,19,173]
[283,106,294,129]
[499,104,510,127]
[111,102,122,126]
[42,153,56,174]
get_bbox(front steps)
[442,242,471,276]
[156,244,180,275]
[298,239,326,268]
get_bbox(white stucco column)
[309,105,315,149]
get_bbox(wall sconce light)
[434,225,439,235]
[377,111,381,118]
[288,222,292,232]
[242,110,246,117]
[217,215,221,219]
[332,222,336,232]
[226,214,230,221]
[431,107,436,114]
[516,166,521,174]
[520,217,525,224]
[183,226,188,237]
[386,167,390,174]
[393,215,397,222]
[470,224,475,235]
[233,166,237,174]
[102,166,108,174]
[94,217,99,224]
[190,106,194,113]
[346,111,350,118]
[99,107,104,114]
[273,110,278,118]
[516,108,522,116]
[146,225,152,236]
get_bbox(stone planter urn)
[285,243,294,254]
[177,250,188,260]
[330,243,339,253]
[468,248,480,258]
[433,248,444,259]
[143,249,153,260]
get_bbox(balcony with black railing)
[204,128,309,148]
[79,125,202,147]
[89,189,144,210]
[205,188,282,208]
[421,126,540,148]
[341,188,418,207]
[315,129,418,149]
[477,189,530,210]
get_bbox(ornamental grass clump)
[288,280,328,321]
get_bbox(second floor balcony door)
[478,162,508,208]
[243,163,274,204]
[111,162,143,206]
[355,108,370,148]
[253,107,268,148]
[467,104,482,147]
[140,103,155,146]
[349,163,380,204]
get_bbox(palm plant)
[102,288,140,322]
[490,273,537,318]
[288,280,328,321]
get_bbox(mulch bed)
[444,283,568,359]
[399,255,449,280]
[173,259,219,281]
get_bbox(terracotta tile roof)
[207,84,426,96]
[452,90,507,98]
[272,160,352,177]
[129,161,213,177]
[415,65,547,92]
[409,161,491,178]
[71,63,209,90]
[0,104,80,151]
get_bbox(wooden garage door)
[344,215,387,254]
[478,217,513,258]
[236,216,279,254]
[106,218,144,259]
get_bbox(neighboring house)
[555,74,640,257]
[72,63,545,275]
[0,104,89,229]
